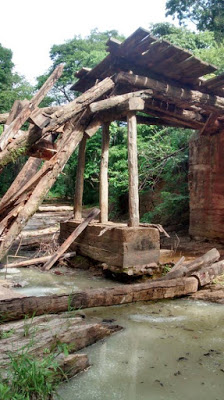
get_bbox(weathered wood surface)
[0,313,121,371]
[0,78,113,260]
[0,277,198,322]
[192,260,224,287]
[60,221,160,268]
[1,252,76,269]
[74,135,87,220]
[42,77,114,134]
[0,77,114,172]
[127,112,139,227]
[115,71,224,114]
[100,123,110,223]
[0,113,9,124]
[161,248,220,280]
[89,90,152,113]
[0,65,64,151]
[42,208,100,271]
[0,158,42,213]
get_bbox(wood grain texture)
[127,112,139,227]
[0,277,198,322]
[100,123,110,223]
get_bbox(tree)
[165,0,224,42]
[36,29,125,105]
[0,43,33,113]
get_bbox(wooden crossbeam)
[115,71,224,114]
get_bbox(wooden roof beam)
[115,72,224,114]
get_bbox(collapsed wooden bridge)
[1,27,224,264]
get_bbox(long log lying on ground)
[161,248,220,280]
[0,65,64,151]
[115,71,224,114]
[0,277,198,322]
[42,208,100,271]
[1,252,76,269]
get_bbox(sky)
[0,0,175,84]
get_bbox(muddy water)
[1,248,224,400]
[58,300,224,400]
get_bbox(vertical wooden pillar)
[127,112,139,227]
[74,135,87,220]
[100,123,110,223]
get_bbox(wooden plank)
[74,135,87,220]
[0,64,64,150]
[1,252,76,268]
[100,123,110,223]
[0,277,198,322]
[167,55,216,81]
[42,208,100,271]
[127,112,139,227]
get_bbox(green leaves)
[165,0,224,42]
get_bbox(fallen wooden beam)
[0,277,198,322]
[0,79,114,260]
[192,260,224,287]
[161,248,220,280]
[42,208,100,271]
[1,251,76,269]
[0,65,64,151]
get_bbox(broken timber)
[42,208,100,271]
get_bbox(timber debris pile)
[1,28,224,264]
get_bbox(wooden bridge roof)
[71,27,224,133]
[71,27,218,94]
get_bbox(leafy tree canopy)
[165,0,224,42]
[36,29,125,105]
[0,43,33,113]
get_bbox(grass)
[0,339,72,400]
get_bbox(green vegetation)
[165,0,224,42]
[0,349,60,400]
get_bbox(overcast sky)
[0,0,175,84]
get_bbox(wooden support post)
[127,112,139,227]
[74,135,87,220]
[100,123,110,223]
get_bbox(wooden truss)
[0,27,224,260]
